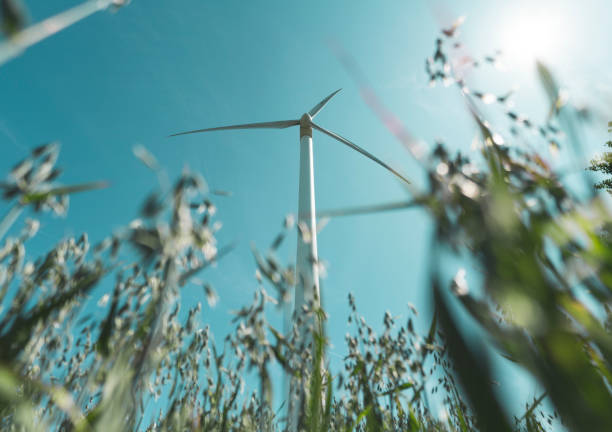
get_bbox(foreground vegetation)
[2,3,612,431]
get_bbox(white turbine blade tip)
[308,89,342,118]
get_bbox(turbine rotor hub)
[299,113,313,138]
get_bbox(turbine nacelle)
[299,113,313,137]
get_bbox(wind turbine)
[170,89,409,427]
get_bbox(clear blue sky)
[1,0,610,417]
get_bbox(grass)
[2,3,612,431]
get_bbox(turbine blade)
[308,89,342,118]
[317,200,416,218]
[312,123,411,185]
[169,120,299,137]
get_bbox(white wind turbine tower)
[170,89,410,427]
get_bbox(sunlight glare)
[501,10,565,68]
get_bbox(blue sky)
[1,0,611,418]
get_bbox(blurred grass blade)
[433,279,513,432]
[346,405,371,432]
[177,242,235,286]
[537,61,589,190]
[133,145,159,172]
[21,181,108,204]
[0,263,106,362]
[426,309,437,345]
[377,381,413,397]
[0,204,23,240]
[1,0,28,37]
[0,364,20,403]
[517,392,547,423]
[322,371,333,430]
[536,62,560,121]
[328,39,425,160]
[211,189,232,197]
[0,0,123,66]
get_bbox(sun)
[500,9,565,68]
